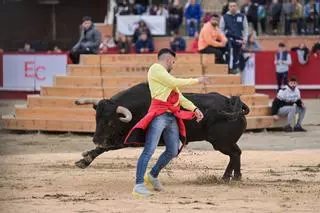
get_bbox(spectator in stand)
[274,42,292,91]
[291,43,309,64]
[220,0,249,74]
[291,0,304,35]
[241,0,259,35]
[245,31,261,52]
[157,4,169,17]
[132,20,152,44]
[117,0,135,15]
[135,32,154,53]
[168,1,184,35]
[69,16,101,64]
[221,0,230,15]
[272,77,307,132]
[47,45,62,53]
[18,43,35,53]
[283,0,293,35]
[117,33,130,54]
[190,31,199,52]
[304,0,319,35]
[149,4,159,15]
[135,0,149,14]
[311,41,320,57]
[199,14,228,64]
[269,0,282,35]
[258,4,266,34]
[99,35,116,54]
[170,31,186,52]
[185,0,203,36]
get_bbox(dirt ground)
[0,100,320,213]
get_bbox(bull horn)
[75,99,99,105]
[116,106,132,123]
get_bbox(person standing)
[198,15,228,64]
[274,42,292,91]
[219,0,249,74]
[272,77,307,132]
[125,48,208,196]
[241,0,259,35]
[70,16,101,64]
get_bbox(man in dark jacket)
[135,32,154,53]
[170,31,186,52]
[220,0,249,74]
[272,77,307,132]
[241,0,259,35]
[70,16,101,64]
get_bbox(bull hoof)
[222,175,231,182]
[81,151,89,157]
[232,173,242,181]
[75,159,91,169]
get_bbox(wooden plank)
[57,74,240,87]
[55,76,147,87]
[15,107,95,120]
[240,94,269,106]
[27,95,93,108]
[100,54,201,65]
[80,55,101,65]
[41,85,255,98]
[68,65,101,76]
[201,54,216,64]
[27,93,269,109]
[203,64,228,75]
[40,86,105,98]
[247,106,271,117]
[3,115,286,132]
[2,116,95,132]
[205,85,255,96]
[246,116,286,130]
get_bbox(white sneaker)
[144,173,164,191]
[132,184,152,197]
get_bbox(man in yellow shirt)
[130,48,208,196]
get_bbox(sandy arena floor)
[0,125,320,213]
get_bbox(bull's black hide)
[75,83,249,180]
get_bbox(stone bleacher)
[2,53,286,132]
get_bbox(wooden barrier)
[27,93,269,109]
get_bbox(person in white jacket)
[271,77,307,132]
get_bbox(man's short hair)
[278,42,286,47]
[158,48,176,59]
[228,0,237,4]
[82,16,92,22]
[290,76,297,82]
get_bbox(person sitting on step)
[271,77,307,132]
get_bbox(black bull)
[75,83,250,180]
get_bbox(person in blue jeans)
[125,49,207,196]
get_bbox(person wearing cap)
[70,16,101,64]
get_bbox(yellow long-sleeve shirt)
[147,63,199,111]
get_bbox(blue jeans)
[136,113,180,184]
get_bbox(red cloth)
[124,91,196,153]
